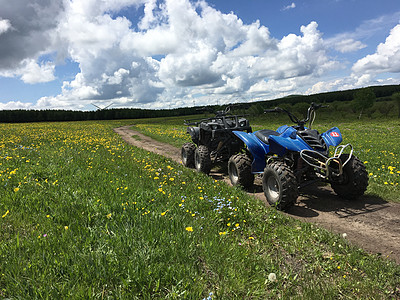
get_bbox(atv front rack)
[300,144,353,179]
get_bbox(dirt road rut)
[114,125,400,264]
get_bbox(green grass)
[0,120,399,298]
[131,114,400,203]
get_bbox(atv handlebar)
[264,102,328,130]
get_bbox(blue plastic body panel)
[268,126,313,156]
[321,127,343,147]
[233,131,269,173]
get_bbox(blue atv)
[228,103,369,210]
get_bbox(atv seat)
[255,129,280,144]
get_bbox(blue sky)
[0,0,399,111]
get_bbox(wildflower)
[64,226,69,230]
[14,187,20,192]
[342,233,347,238]
[161,211,167,216]
[219,231,227,235]
[268,273,277,282]
[2,210,9,218]
[185,227,193,232]
[106,213,112,219]
[249,236,254,240]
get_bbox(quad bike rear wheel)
[331,154,368,199]
[262,161,298,211]
[181,142,196,168]
[194,145,212,174]
[228,153,254,189]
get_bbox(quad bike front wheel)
[181,142,196,168]
[194,145,212,174]
[331,154,368,199]
[262,161,298,211]
[228,154,254,189]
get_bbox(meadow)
[0,120,399,299]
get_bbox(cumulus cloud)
[1,0,341,109]
[0,59,56,84]
[352,24,400,74]
[0,0,64,69]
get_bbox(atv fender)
[322,127,343,147]
[232,131,268,173]
[268,129,312,156]
[187,126,200,144]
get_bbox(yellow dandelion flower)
[106,213,112,219]
[2,210,9,218]
[185,227,193,232]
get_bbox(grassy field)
[1,120,399,299]
[131,114,400,203]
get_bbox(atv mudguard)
[232,131,269,173]
[321,127,343,147]
[187,126,200,144]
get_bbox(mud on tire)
[262,161,298,211]
[228,153,254,189]
[194,145,212,174]
[331,154,368,200]
[181,142,196,168]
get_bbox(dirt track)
[114,125,400,264]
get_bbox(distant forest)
[1,84,400,123]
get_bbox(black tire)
[262,161,298,211]
[194,145,212,174]
[228,154,254,189]
[181,142,196,168]
[331,154,368,200]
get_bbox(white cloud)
[20,60,56,84]
[0,18,12,35]
[0,0,360,110]
[0,59,56,84]
[352,24,400,74]
[0,100,32,110]
[282,3,296,11]
[333,38,367,53]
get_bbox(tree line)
[1,84,400,123]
